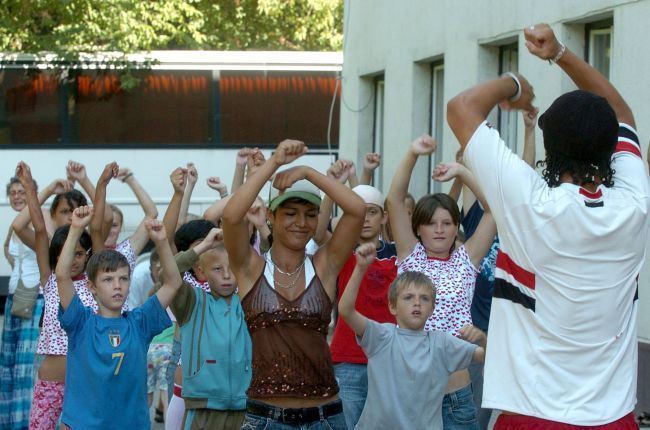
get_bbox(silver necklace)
[273,263,304,289]
[269,252,305,277]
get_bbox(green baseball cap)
[268,179,322,211]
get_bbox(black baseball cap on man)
[538,90,618,163]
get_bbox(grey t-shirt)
[356,321,477,430]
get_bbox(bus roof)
[0,51,343,72]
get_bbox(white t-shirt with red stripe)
[464,121,649,426]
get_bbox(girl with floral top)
[386,135,496,430]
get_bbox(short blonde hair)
[388,271,435,306]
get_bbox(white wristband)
[549,42,566,65]
[502,72,521,102]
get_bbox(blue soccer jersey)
[59,294,171,429]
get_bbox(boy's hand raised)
[67,160,88,183]
[523,107,539,129]
[204,228,224,247]
[98,162,119,185]
[410,135,437,156]
[194,228,224,255]
[170,167,188,194]
[236,147,253,166]
[206,176,228,195]
[272,139,307,167]
[363,152,381,171]
[186,163,198,186]
[355,242,376,268]
[145,219,167,242]
[71,206,94,229]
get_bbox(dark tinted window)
[0,68,340,147]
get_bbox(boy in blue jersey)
[170,227,251,430]
[56,206,182,429]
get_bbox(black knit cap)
[538,90,618,162]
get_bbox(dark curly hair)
[536,153,615,187]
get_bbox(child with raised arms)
[170,227,251,430]
[56,208,181,429]
[339,243,486,430]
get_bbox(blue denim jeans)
[333,363,367,429]
[442,384,480,430]
[240,410,347,430]
[468,361,491,430]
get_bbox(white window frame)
[587,26,612,79]
[429,62,444,194]
[498,43,519,151]
[372,77,385,187]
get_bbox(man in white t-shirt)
[446,23,649,429]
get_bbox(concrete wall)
[341,0,650,411]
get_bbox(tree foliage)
[0,0,343,54]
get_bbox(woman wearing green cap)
[223,139,365,430]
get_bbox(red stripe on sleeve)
[579,188,603,199]
[496,251,535,290]
[615,141,642,158]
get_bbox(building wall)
[340,0,650,412]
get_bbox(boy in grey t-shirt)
[339,243,486,430]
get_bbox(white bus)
[0,51,342,293]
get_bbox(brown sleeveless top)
[241,263,338,398]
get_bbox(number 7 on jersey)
[112,352,125,375]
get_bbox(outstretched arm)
[338,243,375,337]
[231,148,251,193]
[90,162,118,252]
[118,167,158,219]
[162,167,187,253]
[3,225,14,269]
[447,74,535,149]
[178,163,197,228]
[203,177,230,224]
[56,206,93,310]
[387,135,437,260]
[359,152,381,186]
[67,160,96,202]
[314,159,354,246]
[117,167,158,255]
[522,108,539,168]
[433,162,496,268]
[13,162,52,286]
[147,220,182,309]
[524,24,634,127]
[11,178,72,250]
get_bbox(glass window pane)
[219,71,340,146]
[0,69,62,145]
[589,29,611,79]
[76,70,212,145]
